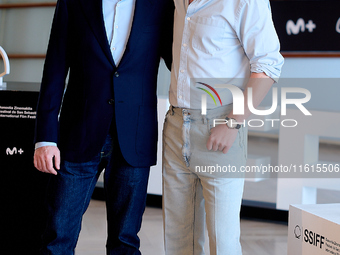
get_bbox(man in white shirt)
[33,0,173,254]
[163,0,284,254]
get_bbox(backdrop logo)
[336,18,340,34]
[286,18,316,35]
[6,147,24,155]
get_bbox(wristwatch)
[225,117,241,129]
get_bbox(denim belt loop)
[202,116,207,124]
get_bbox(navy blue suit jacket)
[35,0,174,166]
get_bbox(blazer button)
[114,72,119,77]
[108,99,114,105]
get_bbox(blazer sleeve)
[35,0,70,144]
[160,0,174,70]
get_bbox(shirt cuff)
[35,142,57,150]
[251,63,282,83]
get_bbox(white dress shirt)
[103,0,135,66]
[36,0,135,149]
[170,0,284,109]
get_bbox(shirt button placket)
[177,15,191,107]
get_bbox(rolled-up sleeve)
[236,0,284,81]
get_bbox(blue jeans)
[40,133,150,255]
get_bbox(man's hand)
[34,146,61,175]
[207,124,238,154]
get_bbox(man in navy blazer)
[33,0,173,254]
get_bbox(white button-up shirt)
[170,0,284,109]
[103,0,135,66]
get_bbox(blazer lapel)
[118,0,156,67]
[78,0,115,67]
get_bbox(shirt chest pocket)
[191,16,226,55]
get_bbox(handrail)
[0,2,56,9]
[7,52,340,59]
[8,54,46,59]
[282,52,340,58]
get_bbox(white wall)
[281,58,340,78]
[0,1,54,82]
[1,3,339,86]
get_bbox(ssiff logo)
[294,225,302,239]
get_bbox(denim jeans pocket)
[62,153,101,176]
